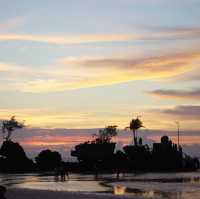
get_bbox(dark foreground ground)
[6,188,141,199]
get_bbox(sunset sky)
[0,0,200,159]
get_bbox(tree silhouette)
[126,117,143,145]
[94,125,118,143]
[0,140,35,172]
[1,116,24,141]
[35,149,62,171]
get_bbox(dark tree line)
[0,117,62,172]
[0,116,199,173]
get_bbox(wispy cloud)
[1,48,200,92]
[148,88,200,101]
[0,26,200,44]
[0,108,131,129]
[0,108,95,128]
[147,26,200,40]
[0,33,138,44]
[144,105,200,130]
[157,105,200,120]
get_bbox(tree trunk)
[133,130,137,145]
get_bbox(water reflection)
[113,186,158,198]
[109,172,200,199]
[190,176,200,184]
[113,185,126,195]
[142,190,155,198]
[113,185,186,199]
[1,172,200,199]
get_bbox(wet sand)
[6,188,138,199]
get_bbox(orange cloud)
[21,135,91,148]
[1,104,200,130]
[0,108,96,128]
[10,49,200,93]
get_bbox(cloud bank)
[160,105,200,120]
[149,88,200,101]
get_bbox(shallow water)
[107,172,200,199]
[0,172,200,199]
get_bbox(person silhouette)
[54,166,59,182]
[58,163,70,181]
[0,186,7,199]
[60,165,66,181]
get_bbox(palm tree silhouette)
[126,117,143,145]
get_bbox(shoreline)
[2,171,200,199]
[6,188,135,199]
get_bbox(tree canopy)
[35,149,62,171]
[1,116,24,141]
[94,125,118,144]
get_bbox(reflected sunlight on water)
[113,185,126,195]
[190,176,200,184]
[142,191,155,198]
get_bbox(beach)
[6,188,136,199]
[1,172,200,199]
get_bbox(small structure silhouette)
[152,136,183,171]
